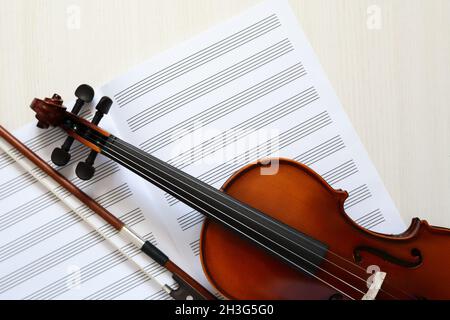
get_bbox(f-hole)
[353,247,423,268]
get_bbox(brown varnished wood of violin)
[31,94,450,300]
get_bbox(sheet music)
[1,0,406,299]
[0,109,180,299]
[101,0,406,289]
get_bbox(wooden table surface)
[1,0,449,229]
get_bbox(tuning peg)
[37,121,49,129]
[75,96,112,180]
[75,152,96,180]
[51,85,94,166]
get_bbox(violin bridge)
[362,271,387,300]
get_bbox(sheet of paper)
[101,0,406,288]
[0,106,179,299]
[1,0,407,299]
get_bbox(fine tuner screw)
[51,85,95,166]
[75,96,112,181]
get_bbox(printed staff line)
[168,86,317,162]
[176,139,351,231]
[0,168,43,200]
[344,185,372,210]
[24,109,92,152]
[145,284,174,300]
[364,217,385,230]
[0,110,93,170]
[139,63,306,153]
[355,208,382,224]
[71,161,120,190]
[198,129,339,185]
[27,232,155,300]
[141,65,305,153]
[25,245,134,300]
[295,136,345,166]
[0,188,134,263]
[360,214,384,228]
[345,190,372,209]
[0,208,145,294]
[117,19,282,105]
[22,129,63,152]
[26,131,65,152]
[0,232,105,294]
[116,15,281,106]
[101,264,166,300]
[95,264,166,300]
[165,114,330,205]
[0,130,64,171]
[85,262,166,300]
[0,180,125,238]
[278,114,332,150]
[26,231,156,300]
[127,39,294,131]
[168,89,319,166]
[321,160,358,186]
[355,208,386,230]
[0,192,57,232]
[177,209,204,231]
[0,154,15,170]
[0,142,83,173]
[114,14,279,99]
[189,239,201,257]
[127,39,293,128]
[51,161,120,199]
[0,182,128,236]
[125,211,146,227]
[346,191,372,208]
[0,209,143,293]
[167,88,318,169]
[127,41,294,134]
[326,167,358,186]
[48,166,122,207]
[141,64,305,153]
[126,38,291,125]
[177,209,199,225]
[0,143,97,200]
[326,164,358,186]
[166,139,278,206]
[59,144,87,168]
[166,116,327,208]
[166,111,333,206]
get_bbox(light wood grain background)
[1,0,449,229]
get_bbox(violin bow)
[0,125,216,300]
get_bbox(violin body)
[200,158,450,300]
[29,95,450,300]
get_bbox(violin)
[31,94,450,300]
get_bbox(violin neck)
[80,125,328,275]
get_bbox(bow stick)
[0,125,216,300]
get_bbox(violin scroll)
[30,94,67,129]
[31,87,114,182]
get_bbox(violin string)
[100,132,416,300]
[84,127,418,299]
[94,141,360,299]
[81,129,381,299]
[100,132,415,299]
[86,127,414,299]
[0,137,172,297]
[97,130,416,300]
